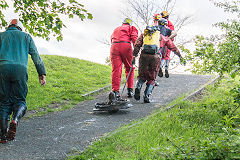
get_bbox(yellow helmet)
[161,11,169,18]
[123,18,132,25]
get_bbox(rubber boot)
[0,119,9,143]
[127,88,134,98]
[165,60,169,78]
[109,91,116,104]
[158,68,163,77]
[165,69,169,78]
[143,84,154,103]
[113,91,124,101]
[7,105,26,141]
[134,79,144,101]
[159,59,165,77]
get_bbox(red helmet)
[153,14,161,21]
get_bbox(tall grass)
[26,55,112,115]
[69,76,240,159]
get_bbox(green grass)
[69,76,240,160]
[26,55,112,116]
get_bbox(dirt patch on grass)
[25,100,71,118]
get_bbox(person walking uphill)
[154,18,177,86]
[0,19,46,143]
[110,18,138,98]
[159,11,175,78]
[133,26,183,103]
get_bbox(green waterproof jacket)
[0,27,46,76]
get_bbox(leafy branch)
[0,0,93,41]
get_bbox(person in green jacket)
[0,19,46,143]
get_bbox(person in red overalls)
[159,11,175,78]
[110,18,138,98]
[153,13,161,26]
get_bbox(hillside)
[70,76,240,160]
[26,55,112,116]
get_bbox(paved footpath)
[0,74,212,160]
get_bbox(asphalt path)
[0,74,212,160]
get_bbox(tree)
[184,0,240,75]
[122,0,193,33]
[121,0,193,69]
[0,0,92,41]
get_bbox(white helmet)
[8,19,23,31]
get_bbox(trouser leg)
[120,43,135,98]
[121,43,134,90]
[0,69,12,143]
[0,64,28,141]
[8,67,28,141]
[110,45,122,92]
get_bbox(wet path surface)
[0,74,212,160]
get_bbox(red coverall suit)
[163,20,174,61]
[110,24,138,93]
[159,19,175,78]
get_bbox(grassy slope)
[26,55,112,115]
[70,77,240,160]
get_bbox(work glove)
[180,57,186,66]
[132,57,136,65]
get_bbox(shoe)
[6,120,17,141]
[165,69,169,78]
[127,88,134,98]
[0,138,7,143]
[0,133,7,144]
[155,81,159,86]
[158,68,163,77]
[0,135,7,144]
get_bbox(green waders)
[0,64,28,142]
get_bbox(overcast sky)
[3,0,235,64]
